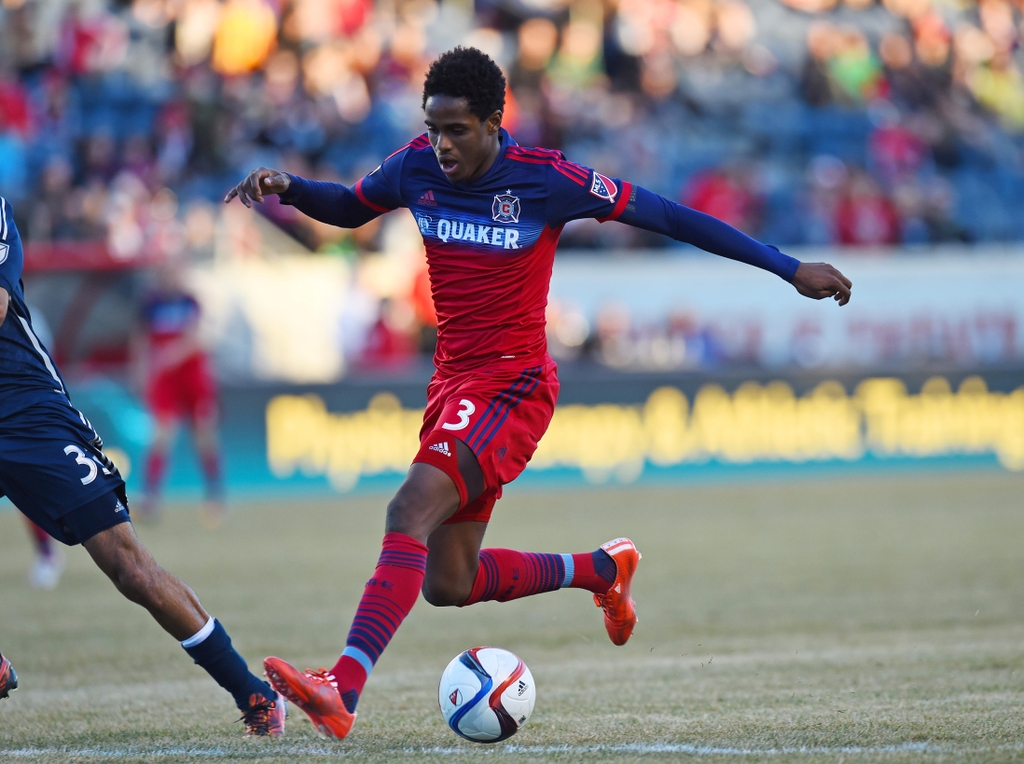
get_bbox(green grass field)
[2,472,1024,763]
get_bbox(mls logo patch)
[589,172,618,202]
[492,192,520,223]
[0,243,8,265]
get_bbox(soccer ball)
[437,647,536,743]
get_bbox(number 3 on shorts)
[441,399,476,431]
[64,444,110,485]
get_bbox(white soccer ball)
[438,646,536,743]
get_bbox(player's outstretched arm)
[223,167,291,208]
[615,186,853,305]
[225,166,392,229]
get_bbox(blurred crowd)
[4,0,1024,371]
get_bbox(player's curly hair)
[422,47,506,122]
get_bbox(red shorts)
[413,360,559,524]
[147,355,218,424]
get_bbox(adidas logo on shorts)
[114,499,126,513]
[428,441,452,457]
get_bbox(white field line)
[5,741,1024,758]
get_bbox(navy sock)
[593,549,617,583]
[182,620,273,710]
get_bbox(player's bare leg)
[193,414,227,529]
[83,521,285,735]
[422,521,488,606]
[84,521,208,639]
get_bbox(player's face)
[424,96,502,184]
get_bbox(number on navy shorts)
[441,399,476,431]
[64,445,111,485]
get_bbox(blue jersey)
[0,198,74,422]
[281,129,800,372]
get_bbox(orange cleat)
[240,690,287,737]
[592,538,642,646]
[264,657,355,740]
[0,653,17,700]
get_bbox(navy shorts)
[0,403,130,545]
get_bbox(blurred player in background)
[0,198,285,735]
[134,263,225,527]
[23,518,64,589]
[227,47,852,740]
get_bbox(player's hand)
[791,262,852,306]
[223,167,291,208]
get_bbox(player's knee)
[385,487,449,539]
[385,491,422,536]
[106,550,162,606]
[111,560,156,603]
[421,575,470,608]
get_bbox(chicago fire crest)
[492,192,520,223]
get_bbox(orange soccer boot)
[264,657,355,740]
[240,690,287,737]
[592,537,642,646]
[0,653,17,699]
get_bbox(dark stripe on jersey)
[473,372,542,451]
[551,163,589,186]
[508,148,590,183]
[555,161,590,182]
[464,371,534,450]
[509,148,587,179]
[466,367,543,452]
[509,146,563,161]
[383,134,431,163]
[507,155,588,186]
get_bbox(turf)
[1,472,1024,763]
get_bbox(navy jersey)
[281,129,800,373]
[0,198,125,541]
[0,198,74,421]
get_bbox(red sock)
[329,532,427,713]
[144,450,167,496]
[461,548,614,606]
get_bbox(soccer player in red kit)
[136,264,225,525]
[225,47,852,739]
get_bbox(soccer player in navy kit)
[0,199,286,735]
[226,47,852,739]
